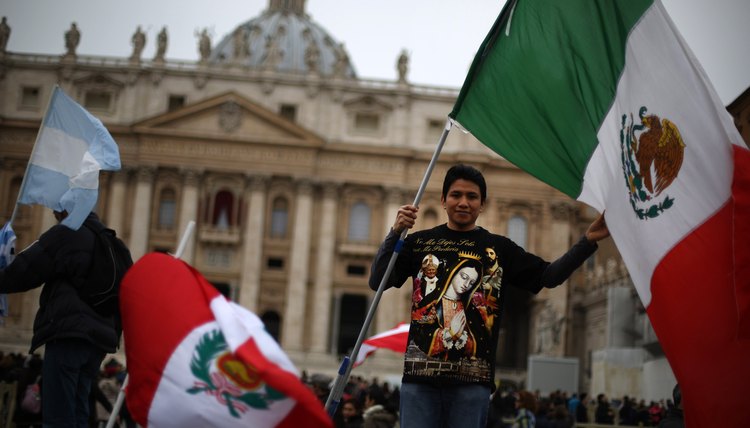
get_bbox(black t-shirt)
[370,224,596,389]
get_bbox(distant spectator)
[658,385,684,428]
[547,404,573,428]
[338,397,364,428]
[513,390,537,428]
[595,393,614,424]
[575,393,589,423]
[362,384,397,428]
[619,395,638,425]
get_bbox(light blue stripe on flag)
[0,222,16,318]
[17,86,121,230]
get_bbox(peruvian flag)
[353,323,410,368]
[449,0,750,426]
[120,252,332,428]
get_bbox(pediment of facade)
[132,91,324,147]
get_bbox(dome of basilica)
[208,0,357,78]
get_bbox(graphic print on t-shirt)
[404,234,504,385]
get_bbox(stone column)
[238,175,268,312]
[376,187,407,334]
[535,201,576,357]
[281,180,314,351]
[128,166,155,262]
[176,169,201,263]
[105,170,128,234]
[310,183,339,353]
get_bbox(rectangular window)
[426,119,444,144]
[84,91,112,111]
[20,86,41,108]
[354,113,380,132]
[267,257,284,269]
[279,104,297,122]
[346,265,367,276]
[168,95,186,111]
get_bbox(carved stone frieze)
[550,201,575,221]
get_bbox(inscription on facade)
[142,139,313,165]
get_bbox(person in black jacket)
[0,210,126,427]
[658,384,684,428]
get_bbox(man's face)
[424,266,437,278]
[342,402,357,420]
[486,247,496,262]
[441,179,484,231]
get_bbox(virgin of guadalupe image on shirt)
[411,253,484,361]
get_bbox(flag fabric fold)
[0,222,16,318]
[17,86,120,230]
[120,252,332,428]
[449,0,750,426]
[353,323,409,368]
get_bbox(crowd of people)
[487,388,683,427]
[0,351,135,428]
[302,369,683,428]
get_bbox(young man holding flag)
[370,164,609,427]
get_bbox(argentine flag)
[18,86,120,230]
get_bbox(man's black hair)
[442,164,487,203]
[672,384,681,407]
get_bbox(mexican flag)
[352,322,410,367]
[449,0,750,426]
[120,253,332,428]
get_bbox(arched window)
[508,215,528,250]
[347,201,370,242]
[270,197,288,238]
[157,188,176,229]
[261,311,281,342]
[212,190,234,229]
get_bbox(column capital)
[245,174,270,191]
[180,167,203,187]
[136,165,157,182]
[549,201,575,221]
[295,178,314,196]
[384,187,405,205]
[321,181,341,199]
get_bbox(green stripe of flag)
[450,0,653,198]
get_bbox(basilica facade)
[6,0,742,400]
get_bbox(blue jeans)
[42,339,105,428]
[400,382,491,428]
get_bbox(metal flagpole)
[324,118,454,416]
[105,221,196,428]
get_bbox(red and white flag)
[120,252,332,428]
[353,323,409,367]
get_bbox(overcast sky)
[3,0,748,104]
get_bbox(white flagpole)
[106,220,196,428]
[325,118,454,416]
[9,85,60,226]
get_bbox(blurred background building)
[1,0,747,401]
